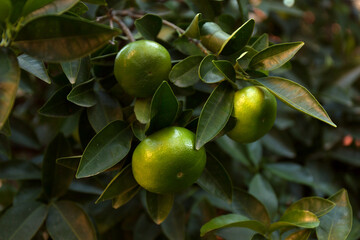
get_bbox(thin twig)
[112,16,135,42]
[113,9,210,55]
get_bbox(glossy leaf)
[147,81,179,134]
[249,174,278,219]
[199,54,224,83]
[61,59,81,84]
[38,85,81,117]
[87,90,123,132]
[265,163,313,186]
[112,186,141,209]
[212,60,236,82]
[251,34,269,51]
[146,191,174,225]
[250,42,303,70]
[316,189,352,240]
[0,48,20,130]
[0,201,48,240]
[46,201,96,240]
[269,210,319,232]
[200,214,267,237]
[22,0,79,22]
[161,203,186,240]
[196,82,234,149]
[76,120,132,178]
[56,155,81,171]
[96,164,138,203]
[169,55,203,87]
[134,97,152,124]
[18,53,51,83]
[197,153,233,202]
[135,14,162,40]
[183,13,202,39]
[42,134,74,199]
[236,46,258,70]
[0,160,41,180]
[232,188,271,225]
[67,79,96,107]
[252,77,336,127]
[14,15,120,62]
[219,19,255,55]
[200,22,229,53]
[0,0,11,22]
[285,197,335,217]
[285,229,312,240]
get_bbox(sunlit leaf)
[183,13,202,39]
[0,48,20,130]
[285,197,335,217]
[14,15,120,62]
[253,77,336,127]
[269,210,319,232]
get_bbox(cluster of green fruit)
[114,39,277,194]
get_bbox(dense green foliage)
[0,0,359,239]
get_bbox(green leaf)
[56,155,81,171]
[251,34,269,51]
[269,210,319,232]
[249,42,304,71]
[169,55,203,87]
[0,201,48,240]
[285,197,336,217]
[67,79,96,107]
[265,163,313,186]
[96,164,138,203]
[131,121,147,141]
[215,136,250,167]
[249,174,278,219]
[147,81,179,134]
[46,201,96,240]
[236,46,258,70]
[316,189,352,240]
[261,129,296,158]
[87,90,123,132]
[18,53,51,84]
[0,0,11,22]
[0,118,11,136]
[212,60,236,83]
[183,13,202,39]
[112,185,141,209]
[199,54,225,83]
[161,203,186,240]
[39,85,81,117]
[219,19,255,55]
[134,214,161,240]
[135,14,162,40]
[13,15,120,62]
[134,97,152,124]
[0,48,20,130]
[200,22,229,53]
[76,120,132,178]
[68,2,88,16]
[200,214,267,237]
[22,0,79,22]
[252,77,336,127]
[42,134,75,199]
[232,188,271,225]
[146,191,174,225]
[196,82,235,149]
[82,0,106,5]
[197,152,233,202]
[61,59,81,84]
[285,229,312,240]
[0,160,41,180]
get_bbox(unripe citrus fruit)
[114,40,171,98]
[227,86,277,143]
[132,126,206,194]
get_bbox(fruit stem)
[113,9,210,55]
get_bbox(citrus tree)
[0,0,356,240]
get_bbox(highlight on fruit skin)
[132,126,207,194]
[114,40,172,98]
[226,85,277,143]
